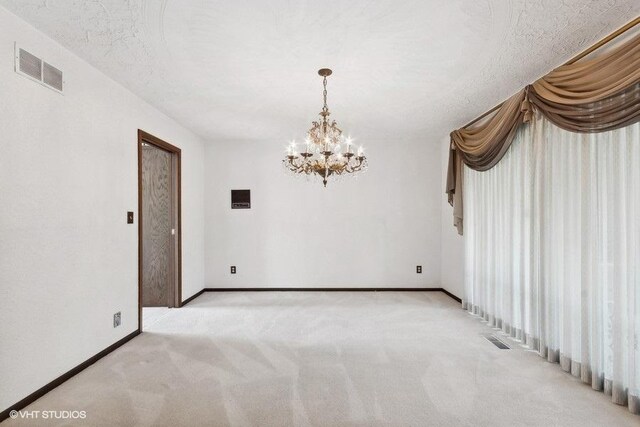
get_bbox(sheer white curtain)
[463,113,640,414]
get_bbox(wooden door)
[141,143,174,307]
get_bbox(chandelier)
[283,68,367,187]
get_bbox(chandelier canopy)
[283,68,367,187]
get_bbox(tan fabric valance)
[447,30,640,235]
[529,32,640,133]
[447,89,531,234]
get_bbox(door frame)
[137,129,182,332]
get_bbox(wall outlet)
[230,266,236,274]
[113,312,121,328]
[416,265,422,274]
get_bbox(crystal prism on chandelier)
[283,68,367,187]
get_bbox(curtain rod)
[459,16,640,130]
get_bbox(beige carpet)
[142,307,172,330]
[3,291,638,426]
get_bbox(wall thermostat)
[231,189,250,209]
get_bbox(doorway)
[137,130,182,331]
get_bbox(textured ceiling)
[2,0,639,143]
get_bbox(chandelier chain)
[322,76,328,113]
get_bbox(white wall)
[0,7,205,410]
[440,137,465,298]
[204,138,441,288]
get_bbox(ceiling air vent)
[15,44,64,94]
[43,62,63,92]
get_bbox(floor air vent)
[15,44,64,93]
[483,334,510,349]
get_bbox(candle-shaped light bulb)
[321,136,329,153]
[345,137,353,153]
[357,145,364,156]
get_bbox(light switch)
[127,211,134,224]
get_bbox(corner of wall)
[440,136,465,299]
